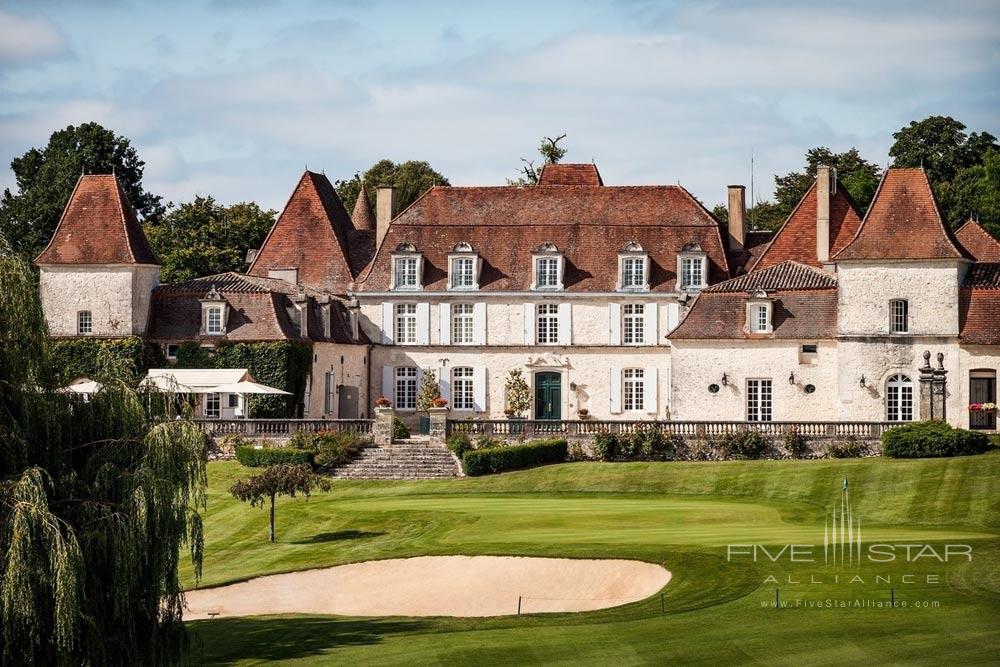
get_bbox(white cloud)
[0,11,71,64]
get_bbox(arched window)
[886,374,914,422]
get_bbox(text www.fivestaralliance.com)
[760,599,941,609]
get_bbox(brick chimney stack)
[727,185,746,252]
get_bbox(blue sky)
[1,0,998,212]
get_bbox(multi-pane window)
[394,303,417,344]
[395,367,418,410]
[623,368,645,412]
[752,304,769,333]
[451,257,475,289]
[746,379,773,422]
[394,257,419,289]
[451,303,475,344]
[886,374,914,422]
[452,367,475,410]
[536,304,560,344]
[621,257,645,289]
[536,257,560,289]
[77,310,92,335]
[890,299,908,334]
[622,304,645,344]
[206,307,223,334]
[205,393,221,418]
[681,257,703,290]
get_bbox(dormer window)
[532,243,564,290]
[677,242,707,293]
[448,242,481,290]
[200,286,229,336]
[746,290,773,334]
[391,243,422,291]
[618,241,650,291]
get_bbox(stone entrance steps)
[330,438,460,480]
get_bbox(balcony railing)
[448,420,900,439]
[193,418,373,437]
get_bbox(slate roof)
[247,171,373,293]
[356,182,732,292]
[537,163,604,186]
[149,272,359,344]
[955,219,1000,262]
[752,181,863,271]
[834,168,971,261]
[35,174,159,265]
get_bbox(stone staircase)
[330,436,461,480]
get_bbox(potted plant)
[374,396,392,408]
[416,368,440,435]
[577,408,590,420]
[504,369,531,434]
[431,396,449,408]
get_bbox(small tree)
[415,368,440,412]
[230,464,330,542]
[505,369,532,417]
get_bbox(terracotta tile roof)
[537,163,604,186]
[356,184,731,292]
[728,230,773,275]
[752,182,863,270]
[149,272,359,343]
[247,171,373,293]
[955,220,1000,262]
[668,289,838,340]
[965,262,1000,288]
[705,260,836,292]
[834,168,971,261]
[35,174,159,265]
[960,287,1000,345]
[351,185,375,231]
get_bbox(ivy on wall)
[50,337,164,386]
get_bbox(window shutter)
[473,302,487,345]
[381,366,394,402]
[644,302,658,345]
[558,303,572,345]
[523,303,535,345]
[381,303,394,344]
[416,303,430,345]
[415,368,424,402]
[438,365,450,403]
[609,303,622,345]
[667,302,680,332]
[473,367,487,411]
[644,367,658,414]
[609,366,622,414]
[439,303,451,345]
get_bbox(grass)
[186,453,1000,665]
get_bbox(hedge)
[462,438,567,476]
[235,446,314,467]
[51,336,164,385]
[882,420,991,458]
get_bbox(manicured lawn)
[186,454,1000,665]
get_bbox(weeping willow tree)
[0,239,207,665]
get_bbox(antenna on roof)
[750,147,755,229]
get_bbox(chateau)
[35,161,1000,431]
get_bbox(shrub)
[475,435,503,450]
[315,432,367,467]
[236,446,314,467]
[594,433,619,461]
[446,432,472,458]
[882,420,991,458]
[827,437,863,459]
[783,429,810,459]
[593,427,679,462]
[462,438,568,476]
[393,417,410,440]
[721,429,767,460]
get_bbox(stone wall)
[306,342,370,419]
[40,264,159,336]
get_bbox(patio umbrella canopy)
[208,380,291,395]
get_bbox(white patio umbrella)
[58,379,104,395]
[208,381,291,395]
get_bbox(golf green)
[185,454,1000,665]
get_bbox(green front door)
[534,372,562,420]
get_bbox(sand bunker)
[184,555,670,619]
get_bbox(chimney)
[816,166,831,263]
[376,186,396,249]
[727,185,746,251]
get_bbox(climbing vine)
[50,337,164,385]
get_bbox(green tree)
[0,238,206,664]
[230,464,330,543]
[144,197,275,284]
[504,369,531,417]
[336,159,449,215]
[937,149,1000,236]
[773,147,882,214]
[510,133,569,185]
[889,115,998,185]
[415,368,441,412]
[0,123,164,259]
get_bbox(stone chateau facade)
[35,161,1000,431]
